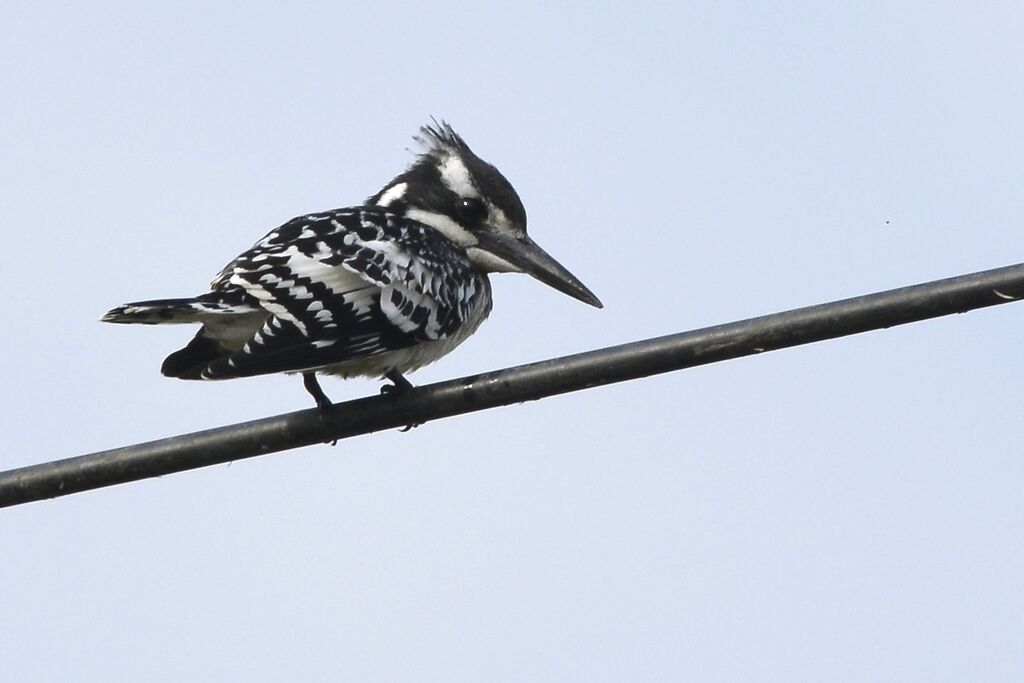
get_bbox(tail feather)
[101,290,256,325]
[161,330,227,378]
[103,287,268,380]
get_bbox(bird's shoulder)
[212,206,474,290]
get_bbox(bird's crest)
[414,118,473,160]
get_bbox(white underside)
[313,293,491,379]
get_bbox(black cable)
[2,262,1021,508]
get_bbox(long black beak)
[475,232,603,308]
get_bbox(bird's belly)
[316,294,492,380]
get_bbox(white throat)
[466,247,519,273]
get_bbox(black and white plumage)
[103,122,601,409]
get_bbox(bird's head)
[369,121,602,308]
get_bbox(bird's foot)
[381,370,420,431]
[303,373,334,413]
[380,370,414,395]
[303,373,338,445]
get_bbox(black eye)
[454,197,487,226]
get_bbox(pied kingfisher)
[102,122,602,409]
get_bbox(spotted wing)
[200,206,487,379]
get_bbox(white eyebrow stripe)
[439,155,477,197]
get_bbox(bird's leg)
[304,373,339,445]
[381,370,419,431]
[303,372,333,412]
[380,369,414,395]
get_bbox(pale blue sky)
[2,2,1022,680]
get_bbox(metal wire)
[2,262,1022,508]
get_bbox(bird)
[102,122,602,410]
